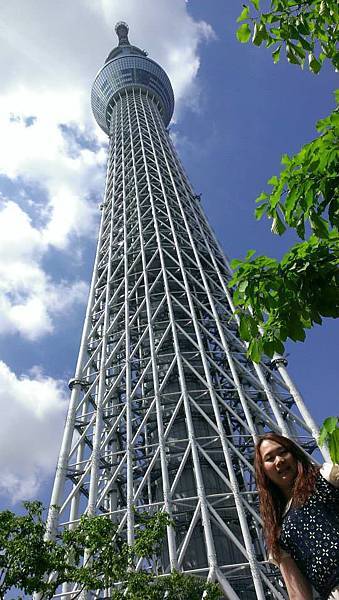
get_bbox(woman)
[255,432,339,599]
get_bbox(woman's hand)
[279,555,313,600]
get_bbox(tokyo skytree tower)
[47,22,324,599]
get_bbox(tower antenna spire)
[115,21,130,45]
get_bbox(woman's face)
[259,439,298,498]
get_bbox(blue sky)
[0,0,337,507]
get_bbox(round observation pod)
[91,22,174,135]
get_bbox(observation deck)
[91,22,174,135]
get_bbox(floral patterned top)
[279,465,339,599]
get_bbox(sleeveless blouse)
[279,473,339,598]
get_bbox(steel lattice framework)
[47,23,325,599]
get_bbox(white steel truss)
[47,51,324,600]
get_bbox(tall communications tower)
[48,23,323,599]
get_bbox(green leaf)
[322,416,339,434]
[239,314,252,340]
[245,249,256,260]
[293,44,306,61]
[328,198,339,228]
[271,213,286,235]
[268,175,279,186]
[274,339,285,355]
[266,36,277,48]
[230,258,244,269]
[297,15,310,36]
[328,428,339,463]
[232,287,241,305]
[288,316,306,341]
[309,214,329,238]
[298,35,313,51]
[319,424,329,447]
[237,23,251,43]
[255,203,268,219]
[237,5,249,22]
[286,44,301,65]
[248,337,262,363]
[252,23,266,46]
[309,53,321,74]
[272,45,281,63]
[256,192,269,203]
[239,280,248,292]
[284,186,299,221]
[296,218,305,239]
[251,0,259,9]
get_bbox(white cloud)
[0,361,68,502]
[0,87,101,338]
[0,89,105,248]
[0,200,88,340]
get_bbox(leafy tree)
[229,102,339,362]
[236,0,339,73]
[0,503,220,600]
[229,235,339,362]
[254,105,339,238]
[232,2,339,457]
[319,416,339,462]
[0,501,58,599]
[231,1,339,361]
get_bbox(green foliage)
[228,59,338,364]
[0,501,58,599]
[0,504,220,600]
[236,0,339,72]
[112,570,221,600]
[228,100,339,363]
[318,416,339,462]
[156,571,221,600]
[229,235,339,362]
[255,106,339,239]
[133,510,173,558]
[233,4,339,452]
[236,22,252,42]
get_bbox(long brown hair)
[255,432,319,561]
